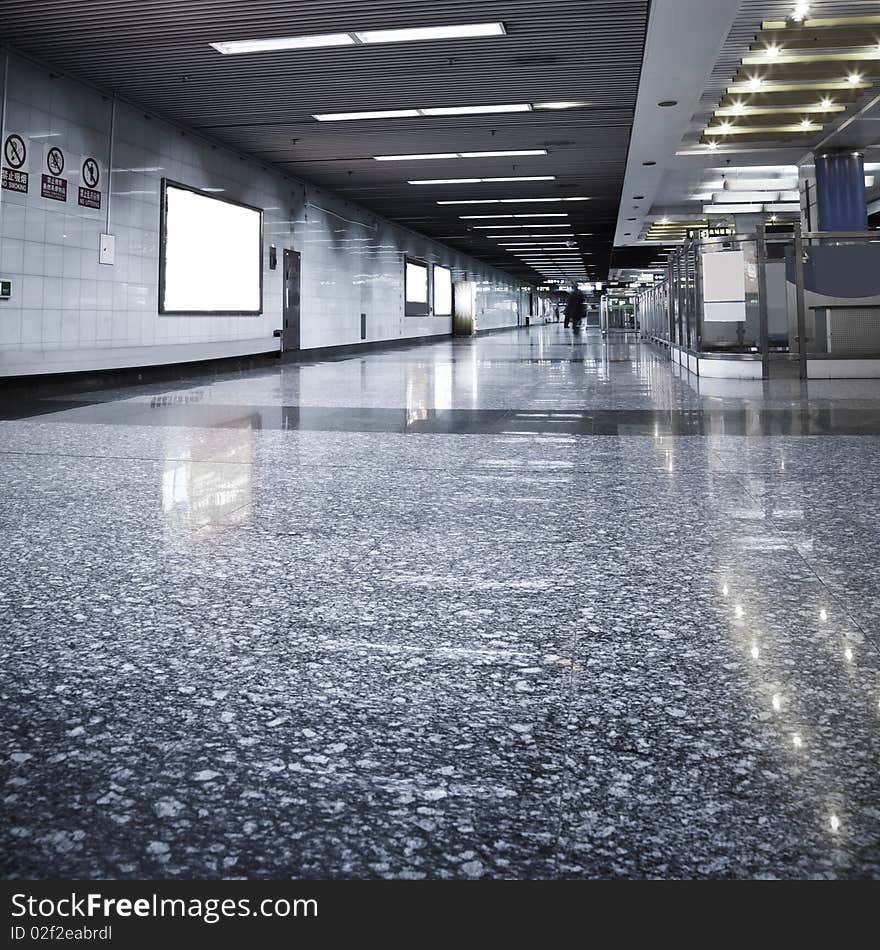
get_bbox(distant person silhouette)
[564,284,586,334]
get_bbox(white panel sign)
[702,250,746,322]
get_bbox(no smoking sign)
[4,134,27,169]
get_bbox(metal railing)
[636,224,880,378]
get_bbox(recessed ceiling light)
[459,213,568,219]
[314,103,531,121]
[211,33,358,54]
[212,22,506,54]
[532,101,589,110]
[408,176,554,184]
[422,103,531,116]
[461,149,547,158]
[848,73,863,85]
[764,44,782,59]
[437,196,589,205]
[374,152,458,161]
[472,223,571,229]
[314,108,422,121]
[492,234,575,238]
[375,149,548,160]
[748,77,765,90]
[707,141,720,150]
[409,177,481,185]
[352,23,507,44]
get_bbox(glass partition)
[635,225,880,377]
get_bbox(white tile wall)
[0,52,525,377]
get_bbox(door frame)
[282,248,301,352]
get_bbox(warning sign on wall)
[2,167,29,193]
[2,133,30,193]
[41,174,67,201]
[40,145,68,201]
[78,186,100,209]
[81,157,100,188]
[78,156,101,208]
[46,146,65,176]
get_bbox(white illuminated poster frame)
[433,264,453,317]
[405,258,430,317]
[159,179,264,315]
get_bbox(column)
[814,151,867,232]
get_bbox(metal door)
[282,249,301,352]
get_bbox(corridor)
[2,324,880,879]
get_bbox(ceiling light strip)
[408,176,555,185]
[315,103,531,121]
[213,22,506,55]
[375,149,547,160]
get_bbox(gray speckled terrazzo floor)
[2,326,880,879]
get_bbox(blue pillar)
[815,152,867,232]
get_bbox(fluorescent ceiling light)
[408,175,555,184]
[486,176,554,182]
[492,234,576,238]
[352,23,506,44]
[410,178,481,185]
[532,101,589,109]
[315,108,421,121]
[421,103,531,115]
[211,33,356,54]
[315,103,529,121]
[213,22,505,55]
[375,149,547,160]
[460,149,547,158]
[440,197,588,205]
[472,223,570,229]
[459,213,568,219]
[375,152,459,161]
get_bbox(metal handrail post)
[793,223,808,380]
[693,240,704,355]
[756,224,770,379]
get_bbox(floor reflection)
[160,413,258,535]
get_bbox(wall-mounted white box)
[99,233,115,265]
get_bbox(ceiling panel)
[0,0,650,281]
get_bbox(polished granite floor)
[2,325,879,879]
